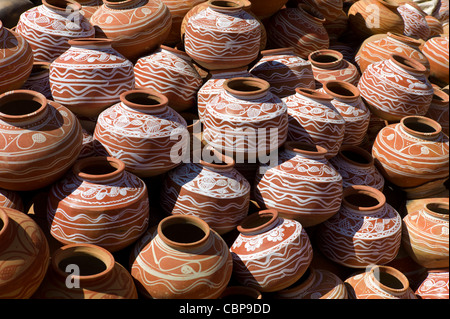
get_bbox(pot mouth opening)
[237,209,278,234]
[339,146,373,166]
[342,185,385,211]
[425,202,449,218]
[401,116,441,136]
[43,0,81,11]
[58,252,108,276]
[159,215,210,248]
[208,0,243,10]
[74,157,125,180]
[0,90,47,119]
[309,50,343,66]
[324,81,359,99]
[295,87,333,101]
[390,54,427,74]
[387,32,422,46]
[224,77,270,96]
[121,90,168,109]
[432,89,449,103]
[371,266,408,292]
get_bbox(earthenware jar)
[345,265,417,299]
[421,36,449,86]
[33,243,138,299]
[249,47,315,98]
[21,62,52,100]
[247,0,288,19]
[283,88,345,158]
[372,116,449,189]
[90,0,172,62]
[230,209,313,292]
[397,3,430,41]
[0,188,24,212]
[130,215,233,299]
[93,89,189,178]
[0,207,50,298]
[358,54,434,121]
[15,0,95,62]
[134,45,203,113]
[317,185,402,268]
[0,21,33,95]
[49,38,135,118]
[415,269,449,299]
[220,286,263,299]
[78,0,103,20]
[426,15,444,37]
[254,142,343,227]
[184,0,261,70]
[0,90,83,191]
[425,89,449,136]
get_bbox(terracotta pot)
[317,185,402,268]
[0,207,50,298]
[397,3,430,41]
[90,0,172,62]
[78,0,102,20]
[358,54,434,121]
[184,0,261,70]
[0,21,34,95]
[254,141,343,227]
[249,47,315,98]
[415,269,449,299]
[247,0,288,19]
[283,88,345,158]
[130,215,233,299]
[421,36,449,86]
[266,4,329,59]
[425,88,449,136]
[21,62,52,100]
[93,89,189,178]
[134,45,203,113]
[372,116,449,189]
[49,38,135,118]
[426,15,445,37]
[33,243,138,299]
[345,265,417,299]
[230,209,313,292]
[0,188,24,212]
[402,201,449,269]
[0,90,83,191]
[15,0,95,62]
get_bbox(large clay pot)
[21,62,52,100]
[249,47,315,98]
[184,0,261,71]
[0,20,33,95]
[90,0,172,62]
[0,90,83,191]
[134,45,203,113]
[415,269,449,299]
[15,0,95,62]
[49,38,135,118]
[230,209,313,292]
[32,243,138,299]
[253,141,343,227]
[397,2,430,41]
[0,207,50,299]
[425,88,449,136]
[358,54,434,121]
[0,188,24,212]
[317,185,402,268]
[47,156,150,252]
[130,215,233,299]
[93,89,189,178]
[247,0,288,19]
[421,36,449,86]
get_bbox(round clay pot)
[15,0,95,62]
[249,47,315,98]
[425,88,449,136]
[317,185,402,268]
[246,0,288,19]
[93,89,188,178]
[0,20,34,95]
[283,88,345,158]
[358,54,434,121]
[402,201,449,269]
[21,62,52,100]
[372,116,449,189]
[78,0,102,20]
[49,38,135,118]
[253,141,343,227]
[345,265,418,299]
[230,209,313,292]
[219,286,263,299]
[397,2,430,41]
[134,45,203,113]
[415,269,449,299]
[90,0,172,62]
[0,90,83,191]
[130,215,233,299]
[184,0,261,70]
[33,243,138,299]
[426,15,444,37]
[0,207,50,299]
[0,188,24,212]
[421,36,449,86]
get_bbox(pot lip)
[260,47,296,56]
[295,87,334,101]
[308,49,344,68]
[400,115,442,139]
[424,202,449,220]
[387,32,423,47]
[323,80,360,100]
[68,38,113,47]
[0,90,48,122]
[284,141,328,157]
[200,149,235,170]
[389,53,427,74]
[207,0,244,11]
[120,89,169,110]
[223,77,270,97]
[220,286,263,299]
[73,156,125,182]
[342,185,386,212]
[42,0,82,12]
[237,209,279,235]
[432,88,450,104]
[297,3,326,23]
[158,215,211,249]
[369,265,409,294]
[337,145,374,167]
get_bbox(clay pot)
[425,88,449,136]
[220,286,263,299]
[402,201,449,269]
[184,0,261,71]
[0,90,83,191]
[372,116,449,189]
[249,47,315,98]
[283,88,345,158]
[397,3,430,41]
[33,243,138,299]
[253,141,343,227]
[415,269,449,299]
[49,38,135,118]
[21,62,52,100]
[345,265,417,299]
[266,4,329,59]
[308,49,360,88]
[93,89,189,178]
[134,45,203,113]
[247,0,288,19]
[90,0,172,62]
[15,0,95,62]
[0,207,50,298]
[426,15,445,37]
[421,36,449,86]
[78,0,102,20]
[0,188,24,212]
[230,209,313,292]
[317,185,402,268]
[0,20,34,95]
[358,54,434,121]
[130,215,233,299]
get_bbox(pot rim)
[400,115,442,139]
[223,77,270,97]
[369,265,410,295]
[72,156,126,182]
[157,215,211,249]
[342,185,386,212]
[120,89,169,111]
[295,87,334,101]
[284,141,328,158]
[0,90,48,122]
[237,209,279,235]
[389,53,427,74]
[323,80,360,100]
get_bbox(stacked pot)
[0,0,448,300]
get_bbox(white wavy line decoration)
[0,54,32,85]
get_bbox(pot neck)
[368,265,410,297]
[387,32,422,49]
[284,141,328,160]
[223,77,270,100]
[323,80,360,102]
[120,89,169,114]
[400,116,442,140]
[388,54,427,76]
[0,90,49,126]
[42,0,82,14]
[308,50,344,70]
[103,0,141,10]
[342,185,386,214]
[431,89,449,108]
[237,209,281,236]
[72,156,126,184]
[207,0,244,14]
[337,145,374,168]
[423,202,449,222]
[295,87,334,104]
